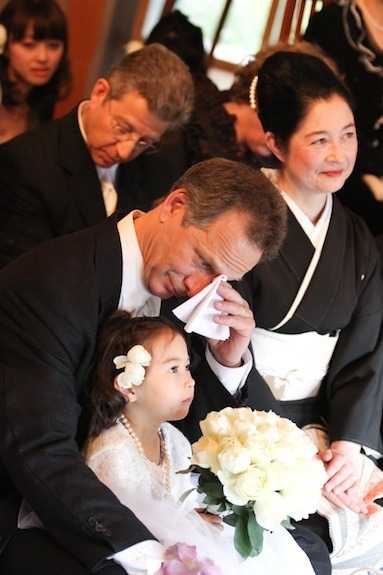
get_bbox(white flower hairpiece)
[113,345,151,390]
[0,24,7,56]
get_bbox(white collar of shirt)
[262,168,333,248]
[78,101,118,208]
[117,211,161,316]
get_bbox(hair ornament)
[249,75,258,111]
[0,24,7,55]
[113,345,151,390]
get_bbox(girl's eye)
[186,364,191,372]
[168,366,179,374]
[22,41,36,49]
[48,40,63,50]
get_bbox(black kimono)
[238,196,383,453]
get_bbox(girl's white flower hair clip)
[0,24,7,56]
[113,345,151,390]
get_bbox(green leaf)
[232,504,255,516]
[202,495,223,505]
[247,512,264,556]
[234,514,253,559]
[196,467,217,482]
[223,513,238,527]
[216,501,229,513]
[198,481,224,498]
[177,465,195,475]
[232,510,265,559]
[178,488,195,503]
[282,517,294,530]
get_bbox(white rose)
[271,440,298,464]
[200,410,233,439]
[277,419,318,459]
[253,410,281,426]
[264,460,293,492]
[243,433,273,465]
[217,438,251,474]
[281,460,326,520]
[253,491,288,530]
[228,407,255,432]
[227,464,273,503]
[222,481,249,506]
[191,436,220,473]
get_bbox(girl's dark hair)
[87,311,185,438]
[257,51,355,148]
[0,0,72,121]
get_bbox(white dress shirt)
[78,102,118,216]
[112,211,252,573]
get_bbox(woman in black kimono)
[239,51,383,572]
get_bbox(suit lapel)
[115,159,144,212]
[59,107,107,227]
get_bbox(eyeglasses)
[108,101,160,154]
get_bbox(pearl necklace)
[119,414,171,494]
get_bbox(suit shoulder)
[0,109,75,159]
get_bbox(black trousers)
[291,519,332,575]
[0,523,331,575]
[0,528,125,575]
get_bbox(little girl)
[83,311,317,575]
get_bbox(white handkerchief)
[172,275,230,340]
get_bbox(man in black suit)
[0,43,192,269]
[0,158,298,574]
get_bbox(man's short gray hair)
[106,43,194,129]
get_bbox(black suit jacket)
[0,214,253,570]
[0,107,187,269]
[0,217,156,569]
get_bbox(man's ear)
[89,78,111,106]
[264,132,286,163]
[113,376,137,403]
[159,188,187,223]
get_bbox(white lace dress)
[84,420,316,575]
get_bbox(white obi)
[251,327,339,401]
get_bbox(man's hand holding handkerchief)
[172,275,230,340]
[172,275,255,369]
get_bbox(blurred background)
[0,0,326,117]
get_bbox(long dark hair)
[86,311,185,438]
[0,0,72,122]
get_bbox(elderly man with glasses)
[0,43,193,269]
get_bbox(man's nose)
[115,139,138,161]
[184,274,214,297]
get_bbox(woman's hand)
[207,282,254,368]
[320,440,368,514]
[195,508,223,531]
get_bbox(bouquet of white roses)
[188,407,327,559]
